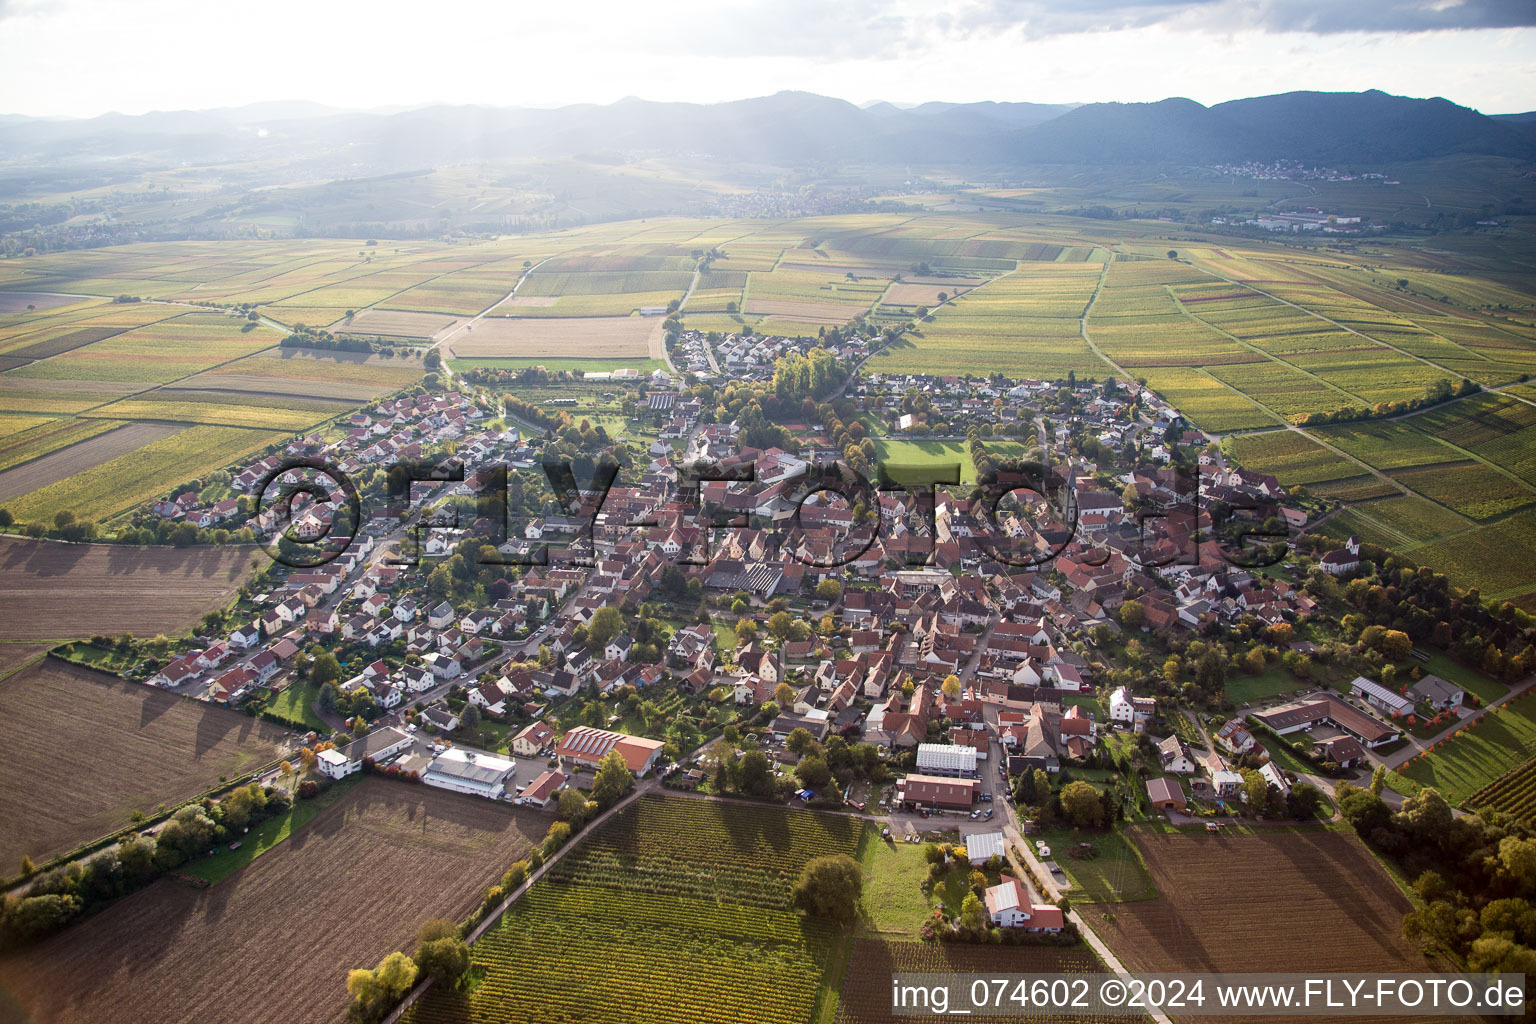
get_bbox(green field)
[1034,825,1157,903]
[872,438,1027,484]
[1397,693,1536,804]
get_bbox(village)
[82,338,1508,944]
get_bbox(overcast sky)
[1,0,1533,117]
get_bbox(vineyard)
[405,796,870,1024]
[1469,758,1536,823]
[546,794,872,908]
[406,885,841,1024]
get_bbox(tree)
[774,681,796,710]
[415,920,470,984]
[795,756,832,790]
[941,674,961,699]
[556,788,592,824]
[347,951,418,1022]
[1500,836,1536,888]
[19,855,35,878]
[1339,788,1391,835]
[1240,768,1269,810]
[590,749,634,807]
[1167,249,1178,259]
[960,892,989,932]
[816,579,841,602]
[278,760,295,791]
[585,606,624,653]
[0,508,12,528]
[310,651,343,688]
[1119,600,1145,628]
[791,854,863,923]
[785,727,816,756]
[1370,765,1387,795]
[768,611,794,640]
[737,749,775,796]
[1059,780,1104,828]
[460,703,481,732]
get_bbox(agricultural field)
[0,658,290,869]
[406,795,870,1024]
[1389,462,1532,521]
[1311,420,1463,471]
[873,439,1028,484]
[0,421,183,502]
[4,311,282,386]
[0,536,256,641]
[1468,758,1536,823]
[1,423,283,523]
[445,315,663,362]
[835,941,1115,1024]
[1396,693,1536,804]
[174,349,426,402]
[1080,830,1438,1021]
[1408,508,1536,596]
[1136,367,1277,433]
[1223,430,1364,488]
[0,779,544,1024]
[81,394,349,431]
[334,309,462,339]
[0,415,122,473]
[1412,392,1536,485]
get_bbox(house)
[1408,674,1464,711]
[424,651,462,679]
[427,601,456,629]
[516,770,567,808]
[895,774,978,810]
[556,726,667,775]
[1211,769,1243,799]
[1158,734,1196,774]
[318,726,414,779]
[1146,776,1187,813]
[1107,686,1154,729]
[512,720,555,757]
[1214,719,1256,755]
[982,878,1064,932]
[421,705,460,732]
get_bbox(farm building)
[1349,677,1411,717]
[423,748,517,799]
[916,742,979,777]
[896,774,978,810]
[556,726,666,775]
[1146,777,1187,813]
[516,770,567,808]
[1249,693,1398,747]
[982,878,1065,932]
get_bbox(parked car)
[970,809,982,820]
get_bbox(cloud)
[957,0,1536,37]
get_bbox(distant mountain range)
[2,89,1532,172]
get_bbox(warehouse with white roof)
[916,742,979,777]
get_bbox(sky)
[1,0,1533,117]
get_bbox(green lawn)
[181,776,358,884]
[858,839,939,938]
[1225,666,1309,706]
[1397,695,1536,804]
[1255,731,1315,776]
[1034,825,1156,903]
[263,681,328,731]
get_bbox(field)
[405,795,870,1024]
[1079,830,1439,1023]
[1468,758,1536,823]
[0,536,256,641]
[171,350,426,402]
[335,309,461,338]
[0,658,290,869]
[1223,430,1364,488]
[835,941,1115,1024]
[1396,693,1536,804]
[444,315,663,361]
[873,438,1028,484]
[0,779,544,1024]
[0,421,184,502]
[0,416,123,472]
[1033,826,1156,903]
[1,423,283,523]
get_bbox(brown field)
[446,314,662,359]
[337,309,460,338]
[0,658,291,868]
[0,422,184,502]
[0,643,50,680]
[744,298,860,323]
[8,325,127,361]
[0,536,257,641]
[883,282,973,306]
[0,779,544,1024]
[0,292,79,314]
[1079,829,1450,1024]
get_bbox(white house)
[982,878,1065,932]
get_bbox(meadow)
[1397,693,1536,804]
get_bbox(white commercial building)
[423,748,516,799]
[916,742,979,777]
